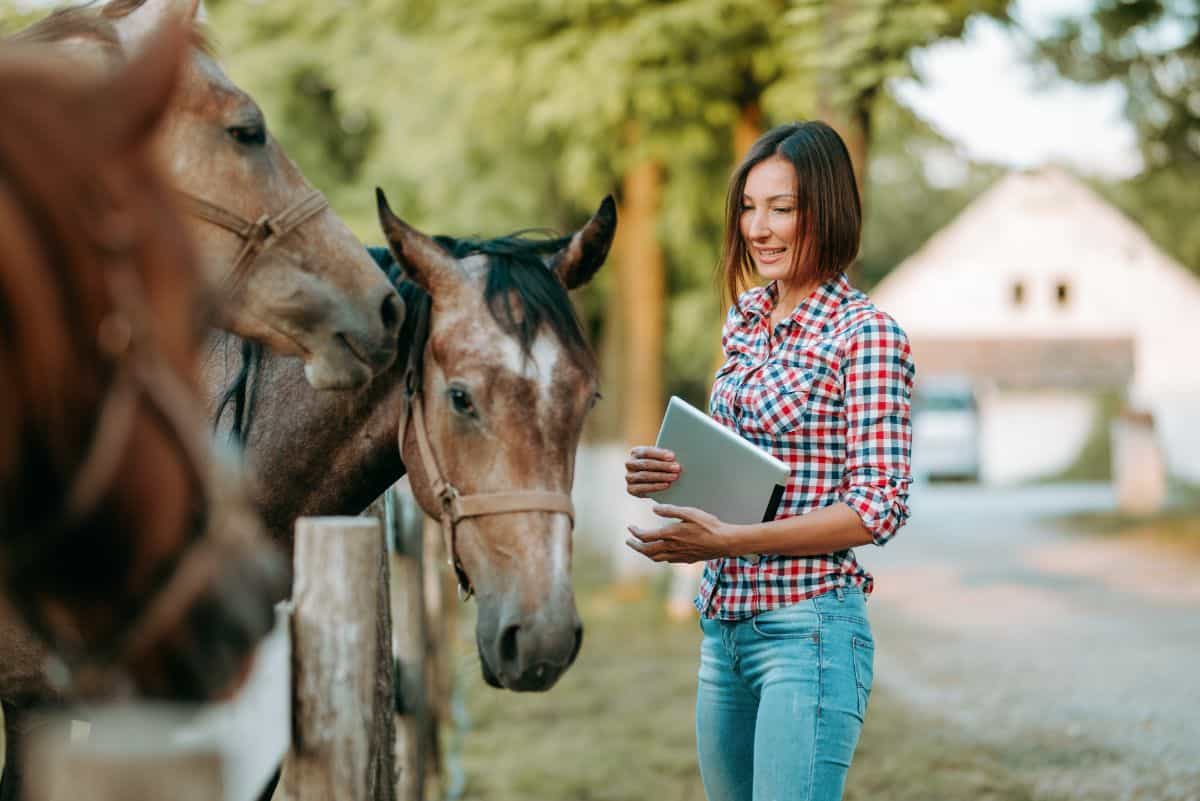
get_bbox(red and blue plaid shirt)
[696,273,915,619]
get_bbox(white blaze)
[495,331,562,405]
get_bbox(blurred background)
[3,1,1198,799]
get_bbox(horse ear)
[96,9,188,153]
[376,188,459,297]
[550,195,617,290]
[110,0,200,55]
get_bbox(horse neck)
[202,329,408,546]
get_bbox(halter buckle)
[253,214,275,243]
[438,484,460,516]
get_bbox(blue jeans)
[696,587,874,801]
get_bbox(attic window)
[1011,281,1025,307]
[1056,281,1070,307]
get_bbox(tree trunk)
[615,157,666,447]
[733,99,762,162]
[712,100,766,384]
[815,0,871,209]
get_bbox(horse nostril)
[380,290,401,334]
[499,623,520,667]
[569,624,584,665]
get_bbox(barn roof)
[912,336,1135,390]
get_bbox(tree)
[425,0,1009,441]
[1036,0,1198,172]
[784,0,1009,210]
[1035,0,1200,274]
[1,0,1014,437]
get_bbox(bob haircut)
[719,121,861,307]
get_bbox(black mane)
[216,236,590,444]
[369,233,593,384]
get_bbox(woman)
[624,121,914,801]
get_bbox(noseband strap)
[177,189,329,290]
[403,387,575,600]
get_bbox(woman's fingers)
[626,525,657,542]
[630,446,675,462]
[627,483,671,498]
[624,447,681,498]
[624,458,681,474]
[626,470,678,485]
[625,528,667,557]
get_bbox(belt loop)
[834,583,845,601]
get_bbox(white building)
[871,167,1200,484]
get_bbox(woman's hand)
[625,504,736,563]
[624,446,681,498]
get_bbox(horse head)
[377,189,615,692]
[0,13,287,700]
[20,0,402,389]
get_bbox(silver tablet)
[652,396,789,562]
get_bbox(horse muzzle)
[477,614,584,693]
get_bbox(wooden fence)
[23,486,450,801]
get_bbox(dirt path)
[859,483,1200,800]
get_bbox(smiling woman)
[624,121,915,801]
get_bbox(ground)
[449,482,1200,801]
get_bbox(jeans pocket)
[851,636,875,718]
[750,605,819,639]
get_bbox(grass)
[1039,392,1122,484]
[1053,507,1200,554]
[444,551,1107,801]
[1051,481,1200,555]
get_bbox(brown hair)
[718,121,861,307]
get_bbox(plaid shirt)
[696,273,915,619]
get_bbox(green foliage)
[783,0,1008,112]
[1034,1,1200,274]
[1036,0,1199,172]
[0,1,42,34]
[1091,165,1200,274]
[859,96,1003,289]
[0,0,1011,403]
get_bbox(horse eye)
[448,387,476,417]
[227,124,266,147]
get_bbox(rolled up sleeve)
[839,313,915,546]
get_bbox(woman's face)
[739,155,800,283]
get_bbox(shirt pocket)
[709,359,743,421]
[741,364,814,435]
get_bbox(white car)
[911,376,981,482]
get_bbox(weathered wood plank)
[22,605,291,801]
[276,516,395,801]
[386,486,430,801]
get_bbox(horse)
[0,14,288,795]
[203,189,616,693]
[11,0,402,391]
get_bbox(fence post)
[424,512,460,793]
[276,517,396,801]
[385,486,431,801]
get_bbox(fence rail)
[22,502,447,801]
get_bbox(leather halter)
[401,382,575,601]
[16,230,251,696]
[177,188,329,290]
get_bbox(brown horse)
[0,16,288,799]
[12,0,402,390]
[0,9,287,704]
[203,191,616,692]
